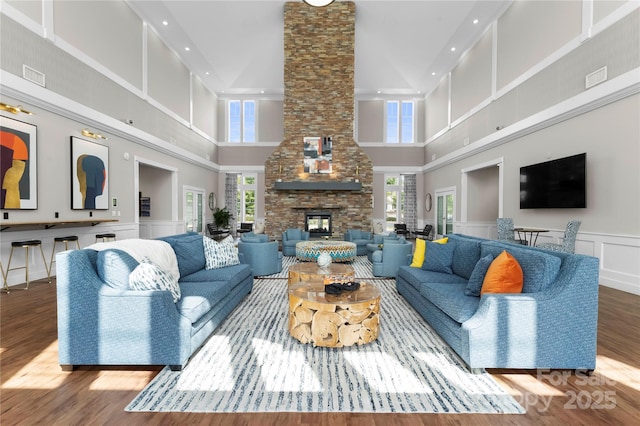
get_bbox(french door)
[184,186,205,233]
[435,188,455,238]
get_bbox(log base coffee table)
[288,281,380,347]
[288,263,355,286]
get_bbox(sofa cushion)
[422,240,456,274]
[481,250,523,295]
[176,281,233,324]
[419,282,481,324]
[286,228,302,240]
[241,236,262,243]
[397,265,468,293]
[481,242,561,293]
[465,254,494,297]
[372,250,383,263]
[97,249,139,289]
[449,235,482,280]
[129,258,181,302]
[204,235,240,270]
[180,263,251,286]
[161,234,205,277]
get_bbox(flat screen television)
[519,153,586,209]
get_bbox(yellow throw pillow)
[481,250,523,295]
[410,237,448,268]
[410,238,426,267]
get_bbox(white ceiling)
[127,0,512,97]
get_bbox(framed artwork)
[303,136,332,174]
[0,116,38,209]
[70,136,109,210]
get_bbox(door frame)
[434,186,456,238]
[460,157,504,223]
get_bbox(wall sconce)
[303,0,335,7]
[277,163,283,182]
[0,102,33,115]
[354,164,360,183]
[82,128,108,140]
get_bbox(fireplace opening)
[305,211,332,237]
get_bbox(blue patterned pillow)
[204,235,240,270]
[421,241,456,274]
[465,254,494,296]
[129,258,181,302]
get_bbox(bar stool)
[95,233,116,243]
[49,236,81,275]
[3,240,51,292]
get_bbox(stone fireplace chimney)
[265,1,373,238]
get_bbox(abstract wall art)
[0,116,38,209]
[71,136,109,210]
[303,136,332,174]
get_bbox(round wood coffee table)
[288,281,380,347]
[288,263,355,286]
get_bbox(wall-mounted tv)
[520,153,586,209]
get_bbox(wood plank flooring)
[1,278,638,425]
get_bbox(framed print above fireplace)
[303,136,332,174]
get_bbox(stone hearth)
[265,1,372,238]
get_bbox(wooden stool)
[3,240,51,293]
[49,236,81,275]
[95,233,116,242]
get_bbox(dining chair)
[537,220,581,253]
[496,218,526,244]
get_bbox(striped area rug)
[125,274,524,413]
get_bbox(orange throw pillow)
[481,250,523,295]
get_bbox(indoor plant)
[213,207,233,229]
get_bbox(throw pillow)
[465,254,494,296]
[97,249,139,290]
[410,237,448,268]
[203,235,240,270]
[129,258,181,303]
[421,240,456,274]
[481,250,523,295]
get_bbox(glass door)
[435,188,455,238]
[184,186,204,233]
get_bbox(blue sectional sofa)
[56,232,253,371]
[396,234,599,371]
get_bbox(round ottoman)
[295,241,357,263]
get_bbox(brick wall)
[265,1,373,238]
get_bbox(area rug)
[126,273,525,414]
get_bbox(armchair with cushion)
[281,228,310,256]
[238,239,283,276]
[366,233,399,261]
[394,223,410,237]
[343,229,373,256]
[371,239,412,277]
[237,222,253,234]
[413,224,433,240]
[240,232,268,243]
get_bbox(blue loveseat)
[56,232,253,371]
[396,234,599,371]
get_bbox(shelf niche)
[273,181,362,191]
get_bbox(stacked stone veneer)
[265,1,373,238]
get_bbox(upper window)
[386,100,414,144]
[229,100,256,143]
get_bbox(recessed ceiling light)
[261,90,265,94]
[205,72,210,75]
[162,20,168,26]
[431,72,436,76]
[473,19,479,24]
[417,90,421,94]
[377,90,381,94]
[450,47,456,52]
[184,47,190,51]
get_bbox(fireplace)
[305,211,332,237]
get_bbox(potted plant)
[213,207,233,230]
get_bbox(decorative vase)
[317,252,332,268]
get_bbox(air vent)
[22,65,45,87]
[585,66,607,89]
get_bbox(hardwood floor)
[1,278,638,425]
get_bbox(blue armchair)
[238,240,283,276]
[281,228,310,256]
[366,233,398,261]
[343,229,373,256]
[371,239,412,277]
[240,232,268,243]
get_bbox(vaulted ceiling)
[127,0,512,97]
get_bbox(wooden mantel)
[273,181,362,191]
